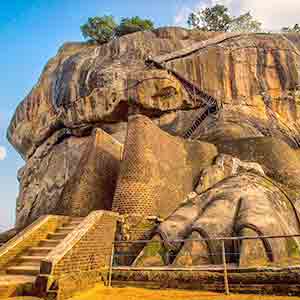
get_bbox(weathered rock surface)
[8,28,220,160]
[16,128,122,228]
[6,27,300,266]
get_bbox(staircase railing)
[146,58,220,140]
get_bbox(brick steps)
[47,232,68,240]
[6,265,40,276]
[18,255,46,266]
[2,217,84,279]
[39,239,61,247]
[19,255,45,261]
[65,220,83,226]
[28,247,55,256]
[0,275,36,298]
[0,217,85,298]
[56,227,75,234]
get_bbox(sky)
[0,0,299,230]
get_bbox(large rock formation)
[5,27,300,266]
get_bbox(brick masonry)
[112,114,218,218]
[58,128,123,216]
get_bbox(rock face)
[6,27,300,266]
[8,28,219,160]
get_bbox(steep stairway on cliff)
[146,48,220,140]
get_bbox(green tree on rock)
[81,15,155,44]
[188,4,262,33]
[81,15,117,44]
[229,12,262,33]
[116,16,154,36]
[188,4,232,32]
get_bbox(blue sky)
[0,0,299,230]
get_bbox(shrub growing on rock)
[187,4,262,33]
[116,16,154,36]
[81,15,117,44]
[81,15,154,44]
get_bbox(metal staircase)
[146,57,220,140]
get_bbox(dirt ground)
[69,285,300,300]
[6,285,300,300]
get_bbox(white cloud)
[174,0,300,31]
[0,146,7,161]
[174,6,192,27]
[238,0,300,31]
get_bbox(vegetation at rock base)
[187,4,262,33]
[282,24,300,33]
[81,15,154,44]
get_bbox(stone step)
[55,227,74,234]
[62,222,79,228]
[68,218,83,223]
[6,265,40,276]
[17,256,44,267]
[28,247,54,256]
[68,219,82,224]
[39,239,61,247]
[18,255,46,264]
[69,217,84,221]
[58,225,76,230]
[0,275,36,298]
[47,232,68,240]
[18,260,41,267]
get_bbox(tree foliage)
[282,24,300,33]
[81,15,154,44]
[116,16,154,36]
[187,4,262,33]
[187,5,232,32]
[81,15,117,44]
[229,12,262,33]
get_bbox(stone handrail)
[0,215,68,269]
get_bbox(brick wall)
[112,115,218,218]
[0,215,68,270]
[59,129,123,216]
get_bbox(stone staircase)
[0,211,118,299]
[0,217,83,298]
[4,217,83,277]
